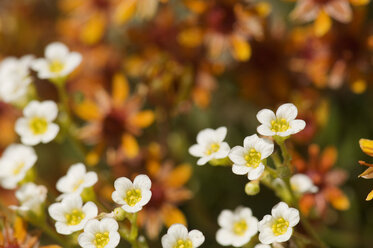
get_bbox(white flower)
[32,42,82,80]
[255,244,272,248]
[216,206,258,247]
[48,195,98,235]
[258,202,300,244]
[229,134,274,180]
[0,55,34,103]
[189,127,230,165]
[78,218,120,248]
[0,144,37,189]
[256,103,306,137]
[56,163,98,199]
[10,183,47,212]
[290,174,318,194]
[161,224,205,248]
[15,100,60,146]
[111,174,152,213]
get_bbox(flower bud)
[113,207,127,221]
[245,181,260,195]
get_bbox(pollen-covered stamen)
[205,143,220,155]
[13,162,25,175]
[173,239,193,248]
[49,60,64,73]
[65,209,85,225]
[93,231,110,248]
[271,217,289,236]
[244,148,261,168]
[29,117,48,135]
[270,118,290,133]
[232,219,248,236]
[124,188,142,206]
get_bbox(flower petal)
[189,229,205,247]
[133,174,152,190]
[276,103,298,121]
[256,109,275,124]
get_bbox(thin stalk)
[275,137,328,248]
[128,213,139,248]
[271,152,283,168]
[300,215,328,248]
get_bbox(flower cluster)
[188,103,341,247]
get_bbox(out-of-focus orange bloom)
[234,26,293,106]
[58,0,163,46]
[137,143,193,239]
[289,19,372,93]
[0,216,61,248]
[113,0,164,25]
[189,0,269,63]
[74,73,154,166]
[124,47,217,109]
[293,144,350,216]
[291,89,330,143]
[289,27,331,88]
[0,103,19,150]
[358,139,373,200]
[290,0,370,36]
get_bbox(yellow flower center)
[49,60,64,73]
[93,232,110,248]
[124,188,142,206]
[205,143,220,155]
[13,162,25,175]
[244,148,261,168]
[29,117,48,135]
[271,118,290,133]
[65,209,85,225]
[73,179,85,192]
[271,217,289,236]
[232,219,248,236]
[173,239,193,248]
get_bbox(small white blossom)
[111,174,152,213]
[255,244,272,248]
[189,127,230,165]
[216,206,258,247]
[229,134,274,180]
[161,224,205,248]
[256,103,306,137]
[15,100,59,146]
[258,202,300,244]
[0,55,34,103]
[32,42,82,80]
[0,144,37,189]
[78,218,120,248]
[49,195,98,235]
[10,183,47,212]
[56,163,98,199]
[290,174,318,194]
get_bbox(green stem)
[274,137,328,248]
[270,152,282,169]
[265,164,278,178]
[129,213,139,244]
[277,139,291,168]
